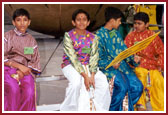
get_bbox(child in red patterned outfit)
[125,12,164,111]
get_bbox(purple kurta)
[4,28,41,111]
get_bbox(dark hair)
[13,8,30,20]
[72,9,90,21]
[134,12,149,24]
[105,7,123,23]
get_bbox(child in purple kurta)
[4,8,41,111]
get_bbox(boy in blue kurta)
[96,7,143,111]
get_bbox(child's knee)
[104,81,109,90]
[115,74,128,93]
[119,84,128,94]
[137,81,143,94]
[72,80,81,90]
[133,80,143,95]
[24,86,35,99]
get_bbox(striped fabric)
[4,28,41,73]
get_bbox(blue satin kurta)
[96,27,143,111]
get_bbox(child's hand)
[158,67,163,72]
[81,72,90,91]
[134,55,141,63]
[84,76,90,91]
[16,70,24,80]
[89,75,95,89]
[113,62,120,69]
[18,65,31,76]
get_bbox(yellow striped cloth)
[105,31,160,70]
